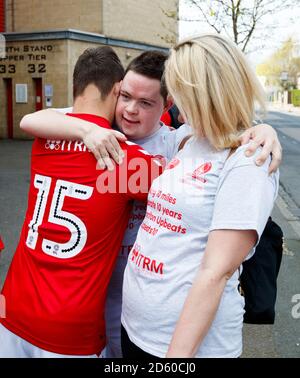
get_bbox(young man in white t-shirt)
[20,50,282,358]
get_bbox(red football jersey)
[0,114,161,355]
[160,110,172,126]
[0,237,4,251]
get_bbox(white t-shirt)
[121,136,279,358]
[55,107,73,113]
[109,123,191,277]
[104,124,191,356]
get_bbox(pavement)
[242,191,300,358]
[268,102,300,117]
[242,106,300,358]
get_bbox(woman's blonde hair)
[165,33,266,150]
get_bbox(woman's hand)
[239,124,282,174]
[20,109,127,171]
[82,125,127,170]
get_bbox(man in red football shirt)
[0,46,161,357]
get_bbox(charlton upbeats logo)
[180,161,212,190]
[188,162,212,183]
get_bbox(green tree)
[256,38,300,89]
[181,0,297,53]
[158,1,180,45]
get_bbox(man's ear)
[113,81,122,97]
[163,95,173,113]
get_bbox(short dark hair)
[73,46,124,100]
[126,50,169,103]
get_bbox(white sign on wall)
[0,34,5,59]
[45,84,53,97]
[16,84,28,103]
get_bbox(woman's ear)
[163,95,173,113]
[178,112,185,124]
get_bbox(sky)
[179,0,300,67]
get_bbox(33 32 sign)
[0,63,46,74]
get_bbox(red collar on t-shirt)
[66,113,111,130]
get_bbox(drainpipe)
[11,0,14,32]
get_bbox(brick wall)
[103,0,178,48]
[5,0,103,34]
[0,40,69,139]
[4,0,178,48]
[0,38,152,139]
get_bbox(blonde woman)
[121,34,279,358]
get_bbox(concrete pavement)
[268,102,300,117]
[242,107,300,358]
[0,140,32,288]
[242,193,300,358]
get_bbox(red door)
[0,0,5,32]
[4,78,13,139]
[33,78,43,111]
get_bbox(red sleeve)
[124,142,163,201]
[95,142,163,202]
[0,236,4,251]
